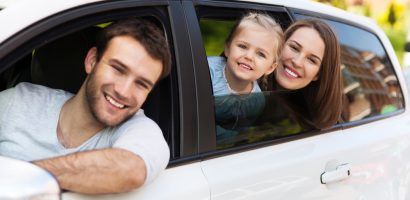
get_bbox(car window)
[0,9,180,158]
[294,14,404,123]
[197,6,313,149]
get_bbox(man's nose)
[115,78,134,100]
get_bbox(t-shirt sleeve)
[0,87,16,123]
[112,112,170,185]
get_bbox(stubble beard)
[85,71,134,127]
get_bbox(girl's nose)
[244,50,254,61]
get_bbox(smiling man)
[0,18,171,194]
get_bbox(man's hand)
[33,148,146,194]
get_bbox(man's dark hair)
[96,18,171,79]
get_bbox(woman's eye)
[289,44,298,51]
[308,57,318,65]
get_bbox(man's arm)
[33,148,146,194]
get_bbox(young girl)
[207,12,284,145]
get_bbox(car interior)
[0,22,175,154]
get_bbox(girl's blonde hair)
[225,12,284,64]
[225,12,284,89]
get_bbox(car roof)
[0,0,101,43]
[0,0,388,51]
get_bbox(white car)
[1,0,410,199]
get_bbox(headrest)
[31,27,99,93]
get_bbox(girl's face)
[275,27,325,90]
[224,22,277,84]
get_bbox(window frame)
[0,0,193,163]
[186,0,343,158]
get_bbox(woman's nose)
[292,54,304,68]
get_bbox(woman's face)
[275,27,325,90]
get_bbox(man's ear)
[84,47,98,74]
[265,62,278,75]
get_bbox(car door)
[0,0,210,199]
[185,1,410,199]
[293,11,410,199]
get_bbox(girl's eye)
[238,44,247,49]
[257,52,266,58]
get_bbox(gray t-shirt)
[0,82,169,185]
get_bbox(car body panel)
[63,163,210,200]
[0,0,409,199]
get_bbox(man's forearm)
[33,148,146,194]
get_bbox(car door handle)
[320,163,351,184]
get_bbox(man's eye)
[112,65,123,73]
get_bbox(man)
[0,18,171,194]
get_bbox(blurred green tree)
[388,2,397,27]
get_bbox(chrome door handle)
[320,163,351,184]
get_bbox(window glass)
[294,14,404,122]
[199,10,312,149]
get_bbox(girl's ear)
[224,44,230,57]
[265,62,278,75]
[84,47,98,74]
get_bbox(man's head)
[82,18,171,127]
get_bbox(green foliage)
[315,0,347,10]
[200,19,235,56]
[383,26,407,64]
[388,3,397,26]
[376,2,408,65]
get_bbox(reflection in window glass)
[329,19,403,122]
[295,14,404,122]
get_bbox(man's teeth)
[106,95,125,109]
[285,67,298,78]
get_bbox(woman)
[272,19,343,129]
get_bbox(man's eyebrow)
[109,59,155,88]
[109,59,128,71]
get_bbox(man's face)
[85,35,163,127]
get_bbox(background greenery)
[200,19,235,56]
[316,0,409,66]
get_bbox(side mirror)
[0,156,60,199]
[405,42,410,52]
